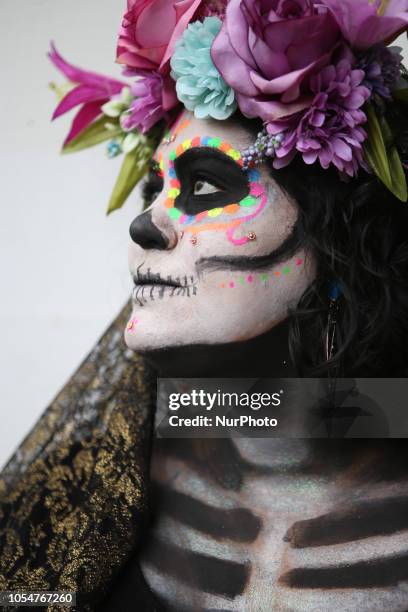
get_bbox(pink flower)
[121,71,166,133]
[116,0,205,112]
[48,44,124,145]
[116,0,204,74]
[273,59,371,176]
[211,0,341,123]
[322,0,408,50]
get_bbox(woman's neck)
[143,318,295,377]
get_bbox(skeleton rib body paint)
[125,111,316,351]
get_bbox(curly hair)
[268,100,408,377]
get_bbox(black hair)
[267,100,408,377]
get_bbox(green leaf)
[380,113,408,203]
[106,146,150,214]
[49,81,75,103]
[364,104,392,184]
[62,116,121,155]
[393,88,408,102]
[364,104,407,202]
[106,124,163,214]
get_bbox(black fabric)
[0,303,156,612]
[97,556,167,612]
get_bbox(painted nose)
[129,210,169,250]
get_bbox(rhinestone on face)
[163,134,176,145]
[190,236,198,245]
[247,231,257,241]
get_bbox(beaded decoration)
[241,129,285,169]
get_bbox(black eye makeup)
[193,179,222,196]
[173,147,249,215]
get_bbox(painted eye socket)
[193,180,222,196]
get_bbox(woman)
[1,1,408,610]
[114,108,408,611]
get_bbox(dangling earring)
[323,280,343,418]
[325,281,342,362]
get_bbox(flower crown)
[49,0,408,213]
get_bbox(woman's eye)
[142,172,164,207]
[193,180,222,196]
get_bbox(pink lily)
[48,43,125,145]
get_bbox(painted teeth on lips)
[133,270,182,288]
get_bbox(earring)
[247,231,257,241]
[325,281,342,362]
[323,281,344,416]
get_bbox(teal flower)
[170,17,237,121]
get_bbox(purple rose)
[211,0,341,123]
[322,0,408,50]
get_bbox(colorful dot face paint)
[163,137,268,246]
[218,260,304,288]
[126,111,316,353]
[127,317,139,332]
[161,116,191,146]
[159,136,267,246]
[154,117,191,174]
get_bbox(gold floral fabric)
[0,302,155,611]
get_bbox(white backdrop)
[0,0,140,468]
[0,2,407,468]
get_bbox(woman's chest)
[139,438,408,611]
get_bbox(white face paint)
[125,111,316,351]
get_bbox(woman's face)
[125,111,316,351]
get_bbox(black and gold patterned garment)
[0,303,160,611]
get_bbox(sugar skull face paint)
[126,110,316,352]
[127,317,139,332]
[161,115,191,146]
[162,138,268,246]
